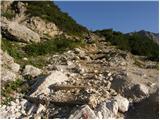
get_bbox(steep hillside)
[0,1,159,119]
[1,1,88,37]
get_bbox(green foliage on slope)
[94,29,159,61]
[22,1,88,36]
[1,36,85,68]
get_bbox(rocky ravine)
[0,39,158,119]
[0,1,159,119]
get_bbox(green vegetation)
[1,36,85,68]
[1,79,24,105]
[1,38,25,60]
[1,10,15,19]
[94,29,159,61]
[21,1,87,36]
[24,37,84,56]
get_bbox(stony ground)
[0,39,158,119]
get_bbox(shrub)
[1,79,24,105]
[1,38,25,59]
[1,10,15,19]
[94,29,159,61]
[23,37,84,56]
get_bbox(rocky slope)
[0,1,159,119]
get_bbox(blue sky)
[55,1,158,33]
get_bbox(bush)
[1,79,24,105]
[1,38,25,59]
[94,29,159,61]
[23,37,84,56]
[1,10,15,19]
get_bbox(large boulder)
[23,65,42,78]
[95,99,118,119]
[69,105,97,119]
[1,17,40,43]
[114,95,129,113]
[23,16,62,38]
[30,71,68,97]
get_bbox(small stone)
[109,77,113,81]
[23,57,28,61]
[15,99,19,104]
[10,101,16,106]
[69,105,97,119]
[108,72,112,77]
[105,81,111,90]
[120,62,126,66]
[110,89,117,96]
[94,70,98,73]
[15,112,21,118]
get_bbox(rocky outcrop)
[23,16,62,38]
[1,17,40,43]
[23,65,42,78]
[30,71,68,97]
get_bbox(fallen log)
[24,95,89,106]
[49,84,87,91]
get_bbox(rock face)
[23,16,62,38]
[69,105,97,119]
[23,65,42,78]
[114,95,129,113]
[96,99,118,119]
[1,50,20,85]
[30,71,68,97]
[1,17,40,43]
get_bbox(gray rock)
[131,83,149,97]
[1,68,17,83]
[114,95,129,113]
[23,65,42,77]
[30,71,68,97]
[23,16,61,38]
[95,99,118,119]
[69,105,97,119]
[10,63,20,73]
[1,18,40,43]
[36,104,46,114]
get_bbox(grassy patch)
[1,36,85,68]
[23,37,85,56]
[1,10,15,19]
[1,79,24,105]
[1,38,25,60]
